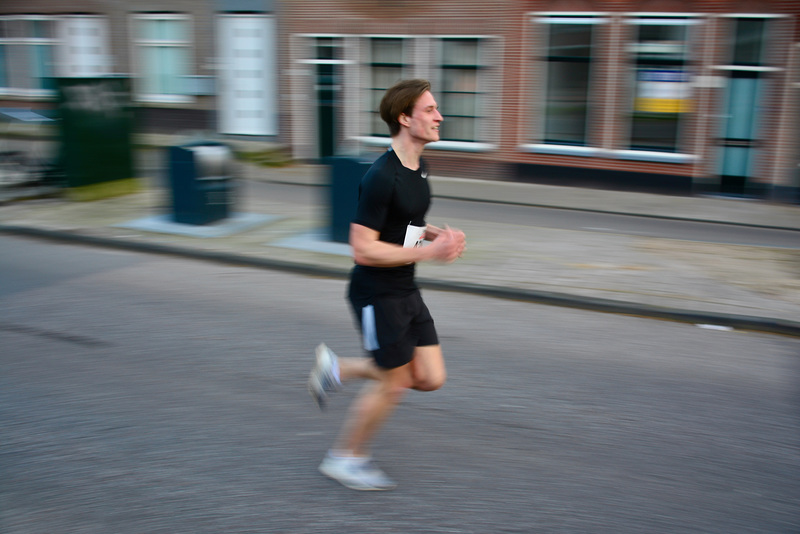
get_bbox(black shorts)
[348,289,439,370]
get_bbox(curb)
[3,224,799,338]
[0,185,63,207]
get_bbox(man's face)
[404,90,443,144]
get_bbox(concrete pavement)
[1,160,799,336]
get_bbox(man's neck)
[390,137,425,171]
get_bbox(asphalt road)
[2,236,799,533]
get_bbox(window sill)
[0,90,56,101]
[356,137,496,153]
[612,150,697,164]
[356,136,392,147]
[428,141,497,152]
[519,144,697,164]
[134,95,195,105]
[521,144,602,157]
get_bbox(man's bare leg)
[333,369,406,457]
[316,345,447,491]
[408,344,446,392]
[333,344,447,456]
[338,357,382,382]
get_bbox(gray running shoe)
[308,343,340,410]
[318,453,397,491]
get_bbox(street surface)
[2,235,799,533]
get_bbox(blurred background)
[2,3,800,532]
[0,0,799,203]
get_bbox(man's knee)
[413,369,446,392]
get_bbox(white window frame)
[362,35,412,139]
[0,15,59,98]
[622,14,701,157]
[716,13,787,70]
[522,13,700,164]
[355,34,499,153]
[130,13,194,104]
[533,13,607,150]
[521,13,606,157]
[430,35,497,151]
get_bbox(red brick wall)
[279,0,798,190]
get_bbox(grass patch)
[235,147,293,168]
[66,178,140,201]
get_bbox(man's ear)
[398,113,410,127]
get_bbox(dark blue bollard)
[328,155,377,243]
[168,143,234,225]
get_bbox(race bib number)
[403,224,426,248]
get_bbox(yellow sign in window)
[635,69,692,114]
[635,97,693,113]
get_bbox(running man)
[308,79,466,491]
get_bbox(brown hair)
[379,79,431,137]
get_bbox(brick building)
[281,0,800,201]
[1,0,799,201]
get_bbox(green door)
[717,72,763,195]
[715,17,770,196]
[56,77,136,199]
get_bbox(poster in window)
[634,69,692,114]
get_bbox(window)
[540,16,601,145]
[0,16,57,97]
[438,38,484,143]
[732,18,766,67]
[354,35,497,149]
[132,14,192,102]
[628,17,696,152]
[367,37,407,137]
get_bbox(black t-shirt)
[349,148,431,299]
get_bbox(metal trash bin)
[328,155,376,243]
[168,142,234,225]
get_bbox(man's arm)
[350,223,464,267]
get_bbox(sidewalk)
[1,162,799,336]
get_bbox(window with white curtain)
[132,14,193,102]
[0,16,57,96]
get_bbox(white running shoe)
[308,343,340,410]
[318,453,397,491]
